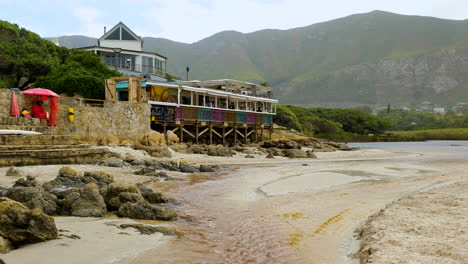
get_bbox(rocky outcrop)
[119,224,180,236]
[105,182,145,211]
[199,165,216,173]
[138,184,169,204]
[63,184,107,217]
[0,198,58,248]
[99,157,130,168]
[5,167,25,177]
[262,140,299,149]
[179,161,199,173]
[117,202,177,221]
[7,186,58,215]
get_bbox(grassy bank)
[388,128,468,141]
[318,128,468,142]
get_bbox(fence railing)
[103,61,165,77]
[155,106,273,125]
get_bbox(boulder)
[199,165,215,173]
[179,161,199,173]
[5,167,25,177]
[138,185,169,204]
[171,143,188,153]
[0,198,58,247]
[119,224,180,236]
[117,202,177,221]
[98,135,120,146]
[145,160,179,171]
[306,150,318,159]
[130,159,146,166]
[0,187,8,197]
[166,130,179,144]
[0,237,13,254]
[282,149,308,159]
[262,140,299,149]
[245,155,255,159]
[7,187,58,215]
[12,175,38,187]
[187,144,207,154]
[105,182,144,211]
[83,171,114,185]
[207,145,234,157]
[63,184,107,217]
[99,157,130,168]
[134,167,160,177]
[43,168,114,198]
[58,166,79,178]
[265,153,275,159]
[140,131,166,147]
[134,145,172,158]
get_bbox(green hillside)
[53,11,468,107]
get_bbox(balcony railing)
[155,106,273,125]
[103,61,165,77]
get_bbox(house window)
[105,29,120,40]
[142,56,154,74]
[122,28,137,40]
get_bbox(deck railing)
[154,105,273,125]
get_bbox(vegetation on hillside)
[274,105,389,138]
[377,109,468,131]
[0,20,119,98]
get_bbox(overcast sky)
[1,0,468,43]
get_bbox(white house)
[80,22,167,77]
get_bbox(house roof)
[79,45,168,59]
[98,22,143,48]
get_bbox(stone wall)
[0,89,151,138]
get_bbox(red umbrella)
[10,92,19,116]
[22,88,60,98]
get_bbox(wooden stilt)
[234,125,237,144]
[195,123,199,144]
[245,126,248,143]
[179,124,183,142]
[254,126,258,142]
[163,123,167,142]
[209,124,213,145]
[222,126,226,146]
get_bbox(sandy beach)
[1,141,468,264]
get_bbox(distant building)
[79,22,167,77]
[433,107,446,114]
[418,101,434,112]
[452,102,468,113]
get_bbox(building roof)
[179,79,272,92]
[78,45,168,59]
[98,22,143,48]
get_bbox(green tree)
[35,50,120,99]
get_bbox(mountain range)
[50,11,468,108]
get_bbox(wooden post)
[179,124,183,142]
[245,126,248,143]
[254,126,258,142]
[209,124,213,145]
[195,123,199,144]
[234,125,237,144]
[222,126,226,146]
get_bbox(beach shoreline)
[1,143,467,264]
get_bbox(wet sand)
[1,143,468,264]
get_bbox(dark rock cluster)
[0,166,178,253]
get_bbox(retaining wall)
[0,89,151,138]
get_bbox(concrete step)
[0,144,91,151]
[0,125,79,136]
[0,135,80,145]
[0,147,112,167]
